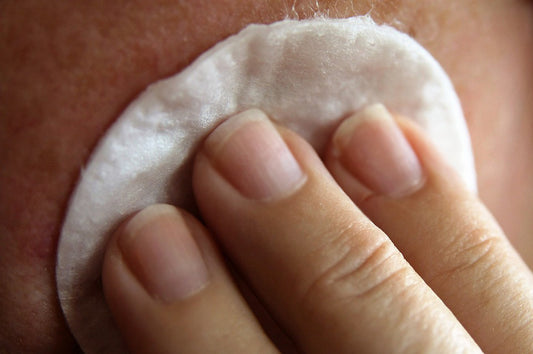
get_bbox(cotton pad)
[56,16,476,353]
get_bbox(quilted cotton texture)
[56,16,476,353]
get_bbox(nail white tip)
[205,108,270,153]
[333,103,393,155]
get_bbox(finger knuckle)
[428,226,505,284]
[300,227,412,315]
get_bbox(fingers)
[325,104,533,352]
[193,109,479,352]
[102,204,277,354]
[104,105,532,352]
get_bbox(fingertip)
[200,109,307,201]
[325,104,426,201]
[325,105,472,205]
[191,108,480,353]
[101,203,214,349]
[393,116,471,195]
[103,203,279,353]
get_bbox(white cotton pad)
[57,16,476,353]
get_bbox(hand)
[103,105,533,352]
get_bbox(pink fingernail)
[332,104,425,197]
[118,205,209,303]
[204,109,306,200]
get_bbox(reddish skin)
[0,0,532,352]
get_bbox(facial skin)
[0,0,532,351]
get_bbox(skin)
[0,0,532,351]
[100,108,533,352]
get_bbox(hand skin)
[102,107,533,353]
[0,0,532,351]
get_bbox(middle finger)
[193,109,480,352]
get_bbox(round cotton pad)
[57,16,476,353]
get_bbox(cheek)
[0,0,375,267]
[1,0,532,351]
[420,2,533,243]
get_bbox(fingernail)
[332,104,424,197]
[118,204,209,303]
[204,108,306,200]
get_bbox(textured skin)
[57,17,473,352]
[0,0,532,352]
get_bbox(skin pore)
[0,0,532,351]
